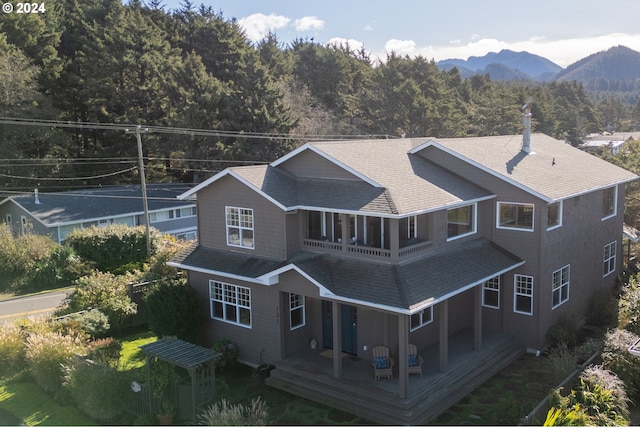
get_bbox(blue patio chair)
[371,345,395,380]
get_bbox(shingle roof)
[416,133,639,201]
[171,238,523,311]
[7,184,193,226]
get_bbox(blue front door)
[322,301,358,355]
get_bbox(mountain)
[436,49,562,81]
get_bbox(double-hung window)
[602,187,617,220]
[603,241,617,277]
[498,202,534,231]
[410,307,433,331]
[552,265,570,308]
[209,280,251,327]
[447,204,476,240]
[289,293,305,330]
[482,276,500,309]
[226,206,254,248]
[514,274,533,315]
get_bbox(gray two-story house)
[169,116,637,424]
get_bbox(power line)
[0,166,137,181]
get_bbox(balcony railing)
[302,238,431,261]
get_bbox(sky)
[159,0,640,68]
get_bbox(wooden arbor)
[140,337,221,423]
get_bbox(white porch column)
[474,285,482,351]
[332,301,342,377]
[398,314,408,399]
[439,300,449,372]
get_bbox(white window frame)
[410,306,433,331]
[497,202,535,232]
[514,274,534,315]
[603,241,617,277]
[5,213,11,226]
[602,186,617,220]
[289,293,305,330]
[407,215,417,239]
[547,201,562,230]
[225,206,254,249]
[20,216,28,234]
[209,280,252,328]
[446,203,477,241]
[552,265,570,309]
[482,276,501,309]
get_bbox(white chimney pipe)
[34,188,40,205]
[522,104,532,154]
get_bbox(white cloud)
[326,37,365,50]
[371,33,640,67]
[294,16,324,32]
[238,13,290,42]
[384,39,416,56]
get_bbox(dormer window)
[497,202,534,231]
[226,206,254,248]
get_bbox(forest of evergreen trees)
[0,0,638,193]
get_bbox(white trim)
[514,274,534,315]
[482,276,501,309]
[446,203,477,241]
[209,280,252,328]
[603,241,617,277]
[601,185,618,221]
[547,201,563,231]
[270,143,383,188]
[497,202,535,232]
[409,306,433,331]
[551,264,570,309]
[289,293,306,330]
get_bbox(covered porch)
[266,327,524,425]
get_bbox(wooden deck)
[266,329,524,425]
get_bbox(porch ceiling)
[289,237,523,311]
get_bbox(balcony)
[302,237,432,262]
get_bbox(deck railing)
[303,238,431,260]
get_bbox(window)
[226,206,254,248]
[150,210,172,223]
[410,307,433,331]
[408,216,417,239]
[602,186,617,219]
[289,293,305,330]
[603,241,617,277]
[482,276,500,309]
[552,265,570,308]
[547,202,562,230]
[5,214,11,226]
[209,281,251,327]
[498,202,534,231]
[514,275,533,315]
[20,216,28,235]
[177,207,196,218]
[447,204,476,240]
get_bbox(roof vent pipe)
[522,103,532,154]
[34,188,41,205]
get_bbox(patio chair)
[371,346,395,380]
[407,344,424,377]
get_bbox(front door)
[322,301,358,355]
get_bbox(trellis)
[140,337,221,422]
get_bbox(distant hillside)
[437,49,562,81]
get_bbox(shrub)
[144,278,200,342]
[212,339,238,369]
[25,331,85,393]
[54,309,111,340]
[618,275,640,334]
[546,342,578,384]
[547,365,630,426]
[198,397,268,426]
[63,357,130,422]
[546,314,580,349]
[23,246,88,293]
[0,322,26,376]
[64,270,138,332]
[65,224,162,273]
[86,337,122,367]
[586,287,618,327]
[601,328,640,399]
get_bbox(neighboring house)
[0,184,197,243]
[168,112,638,424]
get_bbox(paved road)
[0,291,70,324]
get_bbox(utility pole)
[126,125,151,258]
